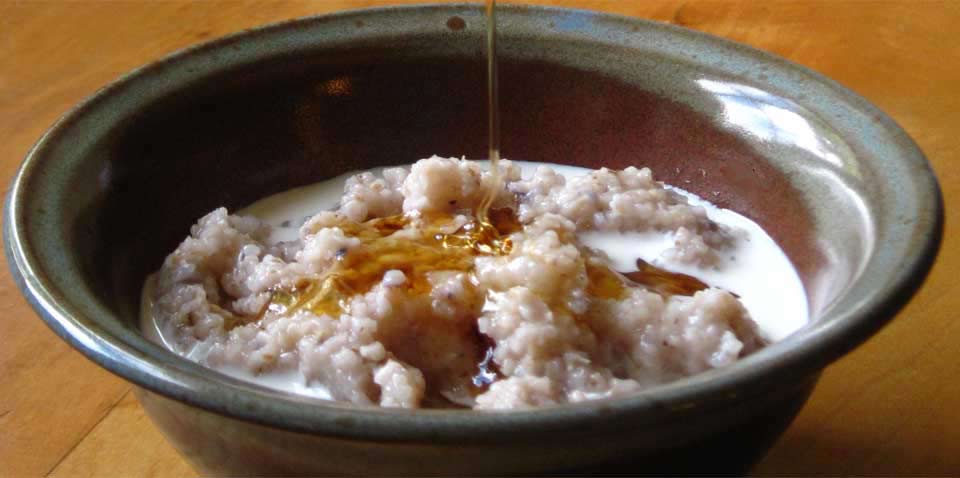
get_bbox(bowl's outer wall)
[3,4,941,475]
[135,376,818,475]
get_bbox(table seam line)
[44,387,132,477]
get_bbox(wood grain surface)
[1,1,957,476]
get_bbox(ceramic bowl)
[4,4,941,475]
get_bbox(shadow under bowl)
[4,4,942,475]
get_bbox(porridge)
[142,156,807,409]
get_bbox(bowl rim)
[4,3,943,439]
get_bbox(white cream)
[241,168,389,244]
[548,164,806,341]
[577,193,807,342]
[141,276,335,399]
[143,160,808,396]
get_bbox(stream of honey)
[477,0,501,223]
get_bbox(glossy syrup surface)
[477,0,500,223]
[268,209,520,320]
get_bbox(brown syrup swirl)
[621,258,712,298]
[267,208,519,319]
[585,257,712,301]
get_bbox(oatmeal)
[143,156,806,409]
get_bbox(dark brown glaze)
[446,16,467,31]
[622,259,711,298]
[87,55,818,324]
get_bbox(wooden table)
[1,1,957,475]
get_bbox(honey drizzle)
[477,0,501,224]
[267,209,518,319]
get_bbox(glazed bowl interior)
[7,3,938,440]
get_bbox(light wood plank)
[0,265,133,477]
[48,393,196,478]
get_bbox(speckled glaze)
[4,4,941,475]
